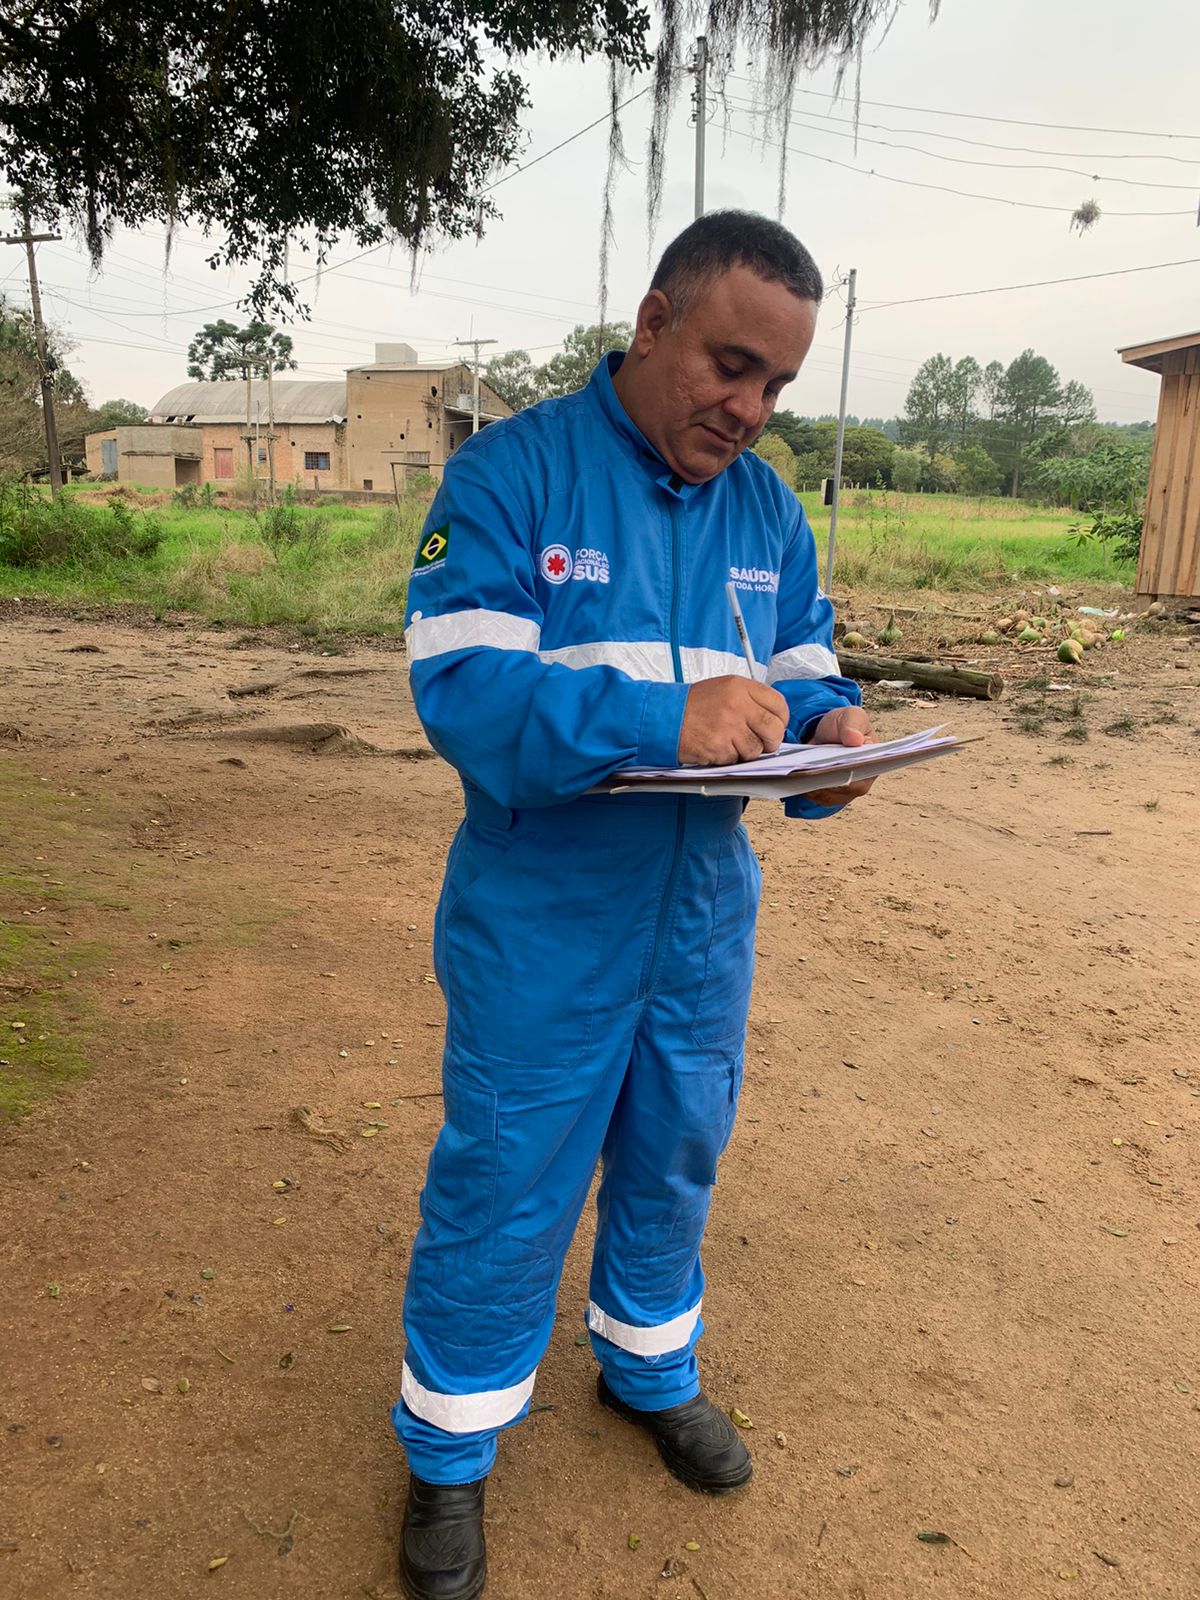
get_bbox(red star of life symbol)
[546,552,567,577]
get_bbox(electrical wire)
[726,75,1200,141]
[858,256,1200,311]
[482,86,652,192]
[722,96,1198,192]
[723,117,1195,217]
[723,102,1200,167]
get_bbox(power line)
[727,76,1200,141]
[482,85,652,193]
[858,256,1200,312]
[722,97,1198,192]
[727,103,1200,167]
[724,117,1194,216]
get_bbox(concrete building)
[84,424,203,489]
[85,343,512,494]
[344,344,510,494]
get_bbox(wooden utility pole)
[2,209,64,495]
[452,337,497,434]
[243,361,254,479]
[265,359,277,504]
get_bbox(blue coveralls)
[392,354,861,1483]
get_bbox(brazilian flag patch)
[413,523,450,573]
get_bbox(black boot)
[398,1475,488,1600]
[597,1374,752,1494]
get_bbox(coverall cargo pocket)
[689,829,761,1049]
[422,1068,499,1237]
[442,832,610,1067]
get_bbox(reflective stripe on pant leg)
[586,1299,703,1357]
[588,824,758,1410]
[401,1360,537,1434]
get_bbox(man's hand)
[805,704,877,808]
[678,676,790,765]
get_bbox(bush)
[0,481,163,567]
[1079,508,1143,563]
[252,505,328,549]
[172,481,218,510]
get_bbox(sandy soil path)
[1,609,1198,1600]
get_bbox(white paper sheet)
[600,725,964,800]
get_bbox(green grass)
[805,489,1135,591]
[1,482,1135,631]
[0,495,426,632]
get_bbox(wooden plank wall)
[1137,346,1200,598]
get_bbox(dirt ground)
[1,601,1198,1600]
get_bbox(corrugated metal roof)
[150,379,347,424]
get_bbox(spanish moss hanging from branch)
[598,61,631,336]
[638,2,925,247]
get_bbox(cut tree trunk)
[836,649,1004,700]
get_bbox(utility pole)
[265,359,277,505]
[243,361,254,480]
[3,208,64,495]
[452,337,496,434]
[825,268,857,595]
[691,35,708,219]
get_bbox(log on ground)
[836,650,1004,700]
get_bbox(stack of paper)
[602,725,965,799]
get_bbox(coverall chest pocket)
[689,828,762,1049]
[437,826,612,1068]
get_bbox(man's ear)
[633,289,672,357]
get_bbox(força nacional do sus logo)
[540,545,611,585]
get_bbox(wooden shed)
[1119,330,1199,601]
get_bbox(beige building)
[85,344,511,494]
[84,424,203,489]
[344,345,510,494]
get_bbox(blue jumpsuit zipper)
[641,488,687,1000]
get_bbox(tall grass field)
[0,483,1133,633]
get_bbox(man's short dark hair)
[650,210,823,327]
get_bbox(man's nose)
[721,384,764,433]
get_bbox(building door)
[213,447,233,480]
[100,438,117,475]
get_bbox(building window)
[304,451,331,471]
[257,447,267,464]
[363,479,373,491]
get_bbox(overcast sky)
[6,0,1196,425]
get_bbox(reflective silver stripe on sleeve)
[537,642,763,683]
[766,643,841,682]
[538,640,674,679]
[405,609,541,662]
[400,1360,537,1434]
[586,1298,703,1357]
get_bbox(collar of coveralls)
[589,350,720,503]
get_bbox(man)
[394,210,874,1600]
